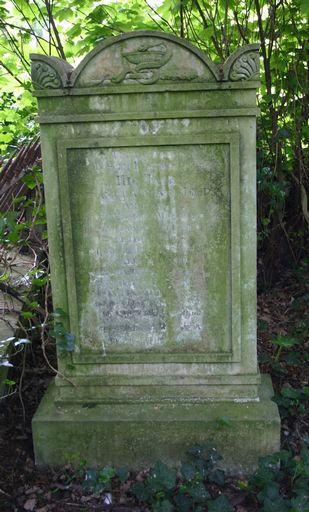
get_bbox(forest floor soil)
[0,268,308,511]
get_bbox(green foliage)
[71,446,309,509]
[0,157,49,373]
[248,449,309,512]
[50,322,75,353]
[0,156,75,359]
[83,466,115,494]
[50,309,75,353]
[0,165,45,249]
[131,460,177,505]
[82,465,128,494]
[271,335,301,363]
[273,387,309,420]
[259,323,308,375]
[207,495,234,512]
[131,444,233,511]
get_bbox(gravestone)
[31,31,280,473]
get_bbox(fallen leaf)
[24,497,36,511]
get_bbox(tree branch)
[44,0,66,60]
[144,0,177,34]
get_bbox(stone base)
[32,374,280,474]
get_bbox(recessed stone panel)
[59,136,238,357]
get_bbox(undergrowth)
[78,444,309,511]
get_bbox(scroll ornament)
[229,52,259,81]
[31,61,62,89]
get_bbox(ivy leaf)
[260,496,290,512]
[131,481,150,502]
[83,469,97,491]
[257,482,281,503]
[4,211,19,231]
[22,172,37,189]
[64,333,75,352]
[207,495,234,512]
[181,462,196,481]
[209,469,225,486]
[295,448,309,479]
[290,488,309,512]
[186,444,205,458]
[53,308,68,319]
[152,499,174,512]
[272,335,300,348]
[97,465,115,484]
[188,481,210,503]
[281,388,304,400]
[284,352,302,366]
[115,467,128,482]
[4,379,16,385]
[21,311,33,320]
[149,461,177,490]
[32,277,47,287]
[207,447,223,464]
[50,323,67,337]
[174,494,192,512]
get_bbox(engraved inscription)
[67,143,231,354]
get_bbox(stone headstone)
[31,31,280,473]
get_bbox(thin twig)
[0,487,12,497]
[0,19,58,50]
[0,60,25,86]
[0,25,30,70]
[144,0,177,34]
[18,345,27,423]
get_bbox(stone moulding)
[33,375,280,472]
[30,54,73,90]
[30,31,259,92]
[57,133,242,367]
[36,108,261,125]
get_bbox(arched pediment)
[30,31,259,90]
[71,31,220,87]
